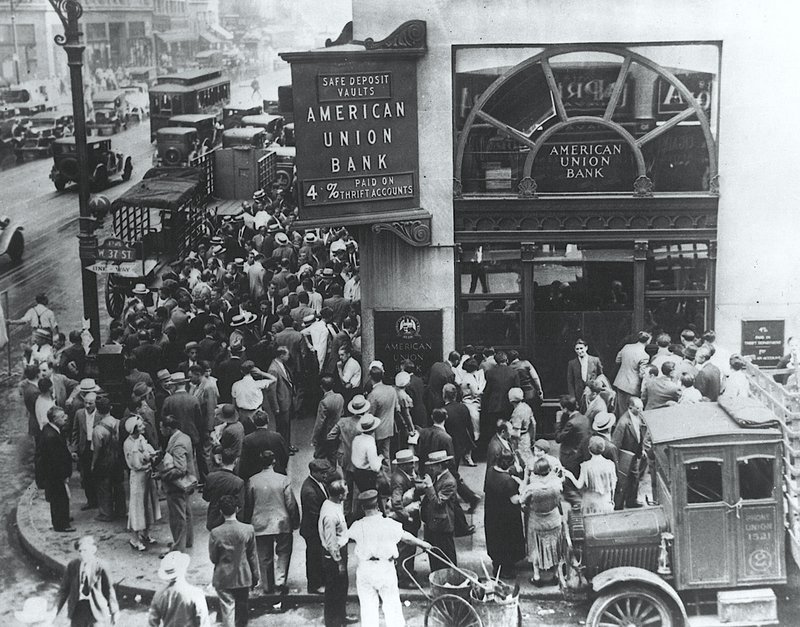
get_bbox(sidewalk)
[16,415,565,604]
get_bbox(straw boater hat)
[78,378,100,394]
[125,415,141,435]
[321,267,335,278]
[267,222,281,233]
[425,450,454,465]
[368,360,384,372]
[253,189,266,201]
[395,371,411,388]
[168,372,187,386]
[234,257,245,266]
[132,283,148,295]
[303,232,317,244]
[156,369,172,384]
[33,328,51,342]
[158,551,190,581]
[347,395,371,415]
[230,311,257,327]
[14,596,57,625]
[394,449,418,464]
[358,414,381,433]
[593,411,616,433]
[302,313,316,327]
[330,240,346,253]
[275,232,290,245]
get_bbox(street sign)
[87,260,139,277]
[97,237,135,262]
[742,319,785,368]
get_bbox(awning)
[154,30,196,44]
[199,32,223,45]
[210,23,234,40]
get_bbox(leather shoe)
[54,526,76,533]
[344,616,359,624]
[626,501,645,509]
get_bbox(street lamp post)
[10,0,21,84]
[48,0,101,343]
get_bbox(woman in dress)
[520,457,564,584]
[458,358,484,465]
[562,435,618,514]
[123,416,161,551]
[721,354,750,399]
[484,450,526,577]
[508,387,535,467]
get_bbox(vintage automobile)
[239,113,284,143]
[154,127,200,166]
[0,215,24,263]
[222,103,262,129]
[0,87,48,116]
[221,127,267,149]
[562,396,789,626]
[280,121,295,147]
[0,105,20,168]
[16,110,74,160]
[119,83,150,121]
[89,90,129,135]
[103,166,208,318]
[50,136,133,191]
[167,113,219,151]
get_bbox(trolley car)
[104,166,208,317]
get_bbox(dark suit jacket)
[416,425,454,468]
[38,423,72,484]
[299,476,327,541]
[209,519,259,589]
[612,411,651,459]
[267,359,294,416]
[695,363,722,401]
[162,390,203,446]
[57,558,118,620]
[390,468,420,530]
[421,469,457,534]
[406,374,428,427]
[313,391,344,457]
[642,376,681,410]
[203,468,245,530]
[239,428,289,479]
[567,355,603,401]
[214,355,243,404]
[443,401,475,460]
[426,362,454,411]
[322,294,350,325]
[556,411,591,475]
[273,328,305,375]
[71,408,97,456]
[482,364,520,415]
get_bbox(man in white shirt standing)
[319,478,358,626]
[231,361,276,427]
[9,292,58,337]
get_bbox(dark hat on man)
[683,344,698,360]
[357,489,379,504]
[132,381,152,400]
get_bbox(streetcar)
[558,394,791,627]
[148,68,230,141]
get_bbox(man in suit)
[613,331,651,417]
[401,359,428,428]
[555,395,591,505]
[612,396,651,509]
[71,390,98,510]
[480,351,520,451]
[567,338,603,412]
[322,283,350,326]
[426,352,458,413]
[38,406,74,532]
[642,361,681,410]
[56,536,119,625]
[694,345,722,401]
[189,363,219,477]
[267,346,296,453]
[163,371,205,481]
[300,459,332,595]
[38,360,78,410]
[420,450,459,572]
[209,495,259,627]
[239,410,289,479]
[203,448,245,531]
[159,415,197,554]
[485,419,516,482]
[416,407,455,468]
[390,449,423,589]
[313,375,344,462]
[215,344,245,404]
[442,384,481,512]
[366,364,398,460]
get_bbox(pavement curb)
[17,479,567,605]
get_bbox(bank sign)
[289,59,420,220]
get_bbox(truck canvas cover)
[112,167,202,211]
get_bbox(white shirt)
[351,432,382,472]
[338,357,361,389]
[231,374,272,411]
[22,304,57,330]
[35,396,55,431]
[319,500,348,561]
[344,277,361,302]
[579,355,588,382]
[84,409,97,450]
[302,320,329,370]
[348,513,403,562]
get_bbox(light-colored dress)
[520,474,563,570]
[458,370,484,440]
[577,454,617,514]
[124,435,161,532]
[510,402,535,467]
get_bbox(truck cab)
[167,113,219,151]
[90,90,129,135]
[240,113,284,143]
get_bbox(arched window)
[454,44,718,197]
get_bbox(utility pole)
[48,0,101,343]
[10,0,21,84]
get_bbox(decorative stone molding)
[372,216,432,247]
[709,174,720,197]
[325,21,354,47]
[633,175,654,197]
[517,176,538,199]
[633,240,649,260]
[364,20,427,51]
[453,178,463,199]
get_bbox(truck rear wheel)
[587,585,675,627]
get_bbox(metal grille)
[112,204,150,247]
[257,150,277,191]
[189,148,216,199]
[596,546,659,572]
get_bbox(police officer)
[348,490,431,627]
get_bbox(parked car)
[89,90,129,135]
[16,110,73,160]
[50,136,133,191]
[222,103,262,129]
[167,113,219,152]
[240,113,284,143]
[154,127,199,166]
[221,127,267,149]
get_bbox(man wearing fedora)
[70,384,99,510]
[162,372,204,470]
[267,346,297,454]
[327,394,370,519]
[149,551,209,626]
[390,449,424,588]
[421,449,460,572]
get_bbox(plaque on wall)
[741,319,785,368]
[373,309,443,380]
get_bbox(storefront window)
[459,244,521,294]
[647,242,709,291]
[645,296,707,342]
[460,298,522,347]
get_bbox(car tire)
[164,147,182,165]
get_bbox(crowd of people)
[11,183,787,625]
